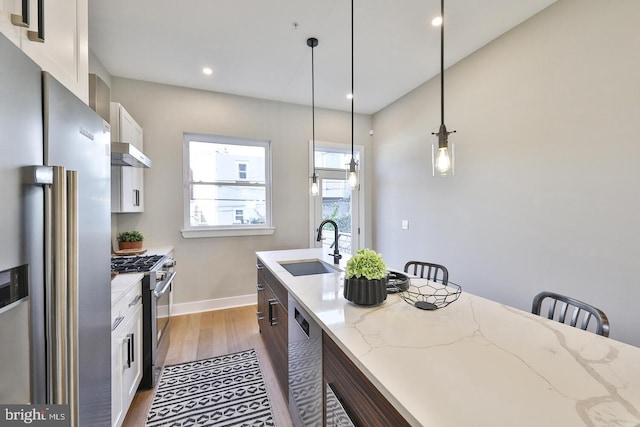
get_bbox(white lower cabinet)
[111,280,143,427]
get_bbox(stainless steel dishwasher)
[288,294,322,426]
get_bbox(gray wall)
[110,78,373,305]
[372,0,640,346]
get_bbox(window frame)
[181,132,274,238]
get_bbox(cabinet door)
[0,0,22,45]
[121,305,143,413]
[111,331,123,427]
[323,332,410,426]
[257,263,288,395]
[111,104,145,213]
[20,0,89,103]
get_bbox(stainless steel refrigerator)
[0,33,111,426]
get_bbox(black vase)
[344,277,387,305]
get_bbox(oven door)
[154,271,175,351]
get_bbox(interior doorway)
[309,143,363,256]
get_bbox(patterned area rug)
[146,349,276,427]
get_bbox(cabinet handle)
[128,295,142,307]
[127,333,135,366]
[268,299,278,326]
[111,315,124,331]
[256,264,265,270]
[26,0,44,42]
[256,284,264,291]
[125,334,132,368]
[326,383,356,426]
[10,0,29,27]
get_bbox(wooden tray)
[112,248,147,256]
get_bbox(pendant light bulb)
[435,147,451,174]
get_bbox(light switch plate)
[401,220,409,230]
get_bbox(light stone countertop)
[256,248,640,427]
[111,272,143,307]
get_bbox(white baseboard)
[172,294,256,316]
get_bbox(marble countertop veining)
[256,248,640,427]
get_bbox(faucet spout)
[316,219,342,264]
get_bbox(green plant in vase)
[116,230,144,250]
[344,249,388,305]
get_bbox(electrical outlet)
[401,220,409,230]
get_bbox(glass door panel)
[312,169,359,256]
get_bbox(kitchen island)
[257,248,640,426]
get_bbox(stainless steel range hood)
[111,142,152,168]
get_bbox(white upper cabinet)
[111,102,145,213]
[0,0,89,103]
[0,0,22,46]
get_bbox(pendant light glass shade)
[432,124,455,176]
[308,37,320,195]
[310,173,319,196]
[347,157,359,189]
[431,0,456,177]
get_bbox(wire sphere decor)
[399,279,462,310]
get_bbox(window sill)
[181,227,275,239]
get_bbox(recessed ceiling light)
[432,16,443,26]
[202,67,214,76]
[347,93,354,100]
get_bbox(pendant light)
[347,0,359,190]
[432,0,455,177]
[308,37,320,196]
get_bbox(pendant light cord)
[440,0,444,127]
[351,0,355,159]
[307,37,319,176]
[312,41,316,172]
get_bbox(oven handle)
[154,272,176,298]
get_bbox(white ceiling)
[88,0,555,115]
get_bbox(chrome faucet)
[316,219,342,264]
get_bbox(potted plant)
[116,230,144,250]
[344,249,388,305]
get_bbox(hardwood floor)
[122,305,294,427]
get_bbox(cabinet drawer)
[112,281,142,332]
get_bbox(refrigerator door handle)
[49,166,68,406]
[46,167,80,426]
[67,170,79,427]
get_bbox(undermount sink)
[279,259,341,276]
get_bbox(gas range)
[111,255,165,274]
[111,252,177,390]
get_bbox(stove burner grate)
[111,255,165,273]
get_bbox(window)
[235,209,244,223]
[182,133,273,238]
[237,162,247,180]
